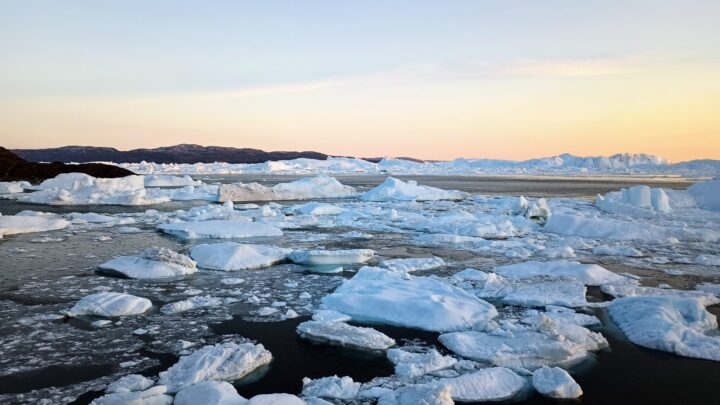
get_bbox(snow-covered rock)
[296,320,396,350]
[174,381,247,405]
[362,177,467,202]
[64,292,152,317]
[158,220,283,239]
[301,375,360,399]
[532,366,582,399]
[608,296,720,361]
[190,242,291,271]
[218,175,356,202]
[321,267,498,332]
[288,249,374,266]
[98,247,197,279]
[493,260,633,286]
[158,342,272,392]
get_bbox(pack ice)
[321,266,498,332]
[218,175,356,202]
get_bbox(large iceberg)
[190,242,291,270]
[218,175,356,202]
[158,342,272,392]
[321,266,498,332]
[607,296,720,361]
[362,177,467,201]
[18,173,170,205]
[158,220,283,239]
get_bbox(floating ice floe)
[362,177,468,201]
[601,284,720,306]
[687,179,720,211]
[288,249,374,265]
[245,393,306,404]
[144,174,201,187]
[522,307,600,327]
[596,185,672,216]
[412,211,536,239]
[190,242,291,271]
[98,247,198,279]
[174,381,246,405]
[64,292,152,317]
[296,202,346,216]
[158,220,283,239]
[387,348,458,379]
[218,175,356,202]
[161,296,224,314]
[532,366,583,399]
[302,375,360,399]
[378,384,453,405]
[608,296,720,361]
[695,255,720,266]
[696,283,720,296]
[425,367,527,402]
[91,385,173,405]
[380,257,445,273]
[472,272,589,308]
[297,320,396,350]
[439,315,608,370]
[158,342,272,393]
[311,310,352,323]
[106,374,154,394]
[321,267,498,332]
[493,260,634,286]
[18,173,170,205]
[0,212,69,238]
[592,245,643,257]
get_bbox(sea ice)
[245,393,305,404]
[158,342,272,392]
[377,385,453,405]
[161,296,224,314]
[426,367,527,402]
[296,320,396,350]
[532,366,582,399]
[190,242,291,270]
[380,257,445,273]
[321,267,498,332]
[493,260,633,286]
[301,375,360,399]
[601,284,720,306]
[174,381,247,405]
[0,213,69,237]
[608,296,720,361]
[362,177,467,201]
[386,348,458,379]
[106,374,154,393]
[218,175,356,202]
[287,249,374,265]
[98,247,197,279]
[91,386,173,405]
[596,185,672,216]
[64,292,152,317]
[144,174,201,187]
[158,220,283,239]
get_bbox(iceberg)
[362,177,467,201]
[0,213,69,238]
[296,320,396,350]
[158,342,272,392]
[532,366,582,399]
[596,185,672,216]
[386,348,458,379]
[190,242,291,270]
[98,247,197,279]
[608,296,720,361]
[288,249,374,265]
[378,384,453,405]
[301,375,360,399]
[321,267,497,332]
[158,220,283,239]
[687,179,720,211]
[218,175,356,202]
[427,367,527,402]
[64,292,152,317]
[174,381,247,405]
[91,386,173,405]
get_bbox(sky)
[1,1,719,162]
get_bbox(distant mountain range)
[12,144,332,164]
[0,147,133,182]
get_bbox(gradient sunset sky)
[1,1,719,161]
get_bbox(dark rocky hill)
[0,147,134,183]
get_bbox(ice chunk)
[439,317,607,369]
[296,202,345,216]
[161,296,224,314]
[592,245,643,257]
[158,220,283,239]
[362,177,467,201]
[64,292,152,317]
[596,185,672,215]
[532,366,582,399]
[687,179,720,211]
[0,181,30,194]
[98,248,197,279]
[218,175,356,202]
[601,284,720,306]
[174,381,247,405]
[380,257,445,273]
[493,260,632,286]
[301,375,359,399]
[696,283,720,296]
[144,174,200,187]
[378,384,453,405]
[190,242,290,271]
[0,213,69,237]
[288,249,374,265]
[428,367,527,402]
[297,320,395,350]
[608,296,720,361]
[106,374,154,393]
[311,310,352,323]
[158,342,272,392]
[386,348,458,379]
[91,386,173,405]
[246,394,305,404]
[321,267,498,332]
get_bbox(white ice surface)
[380,257,445,273]
[174,381,247,405]
[158,220,283,239]
[0,214,69,237]
[301,375,360,399]
[493,260,633,286]
[64,292,152,317]
[362,177,467,202]
[287,249,374,265]
[532,366,583,399]
[190,242,291,271]
[297,320,396,350]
